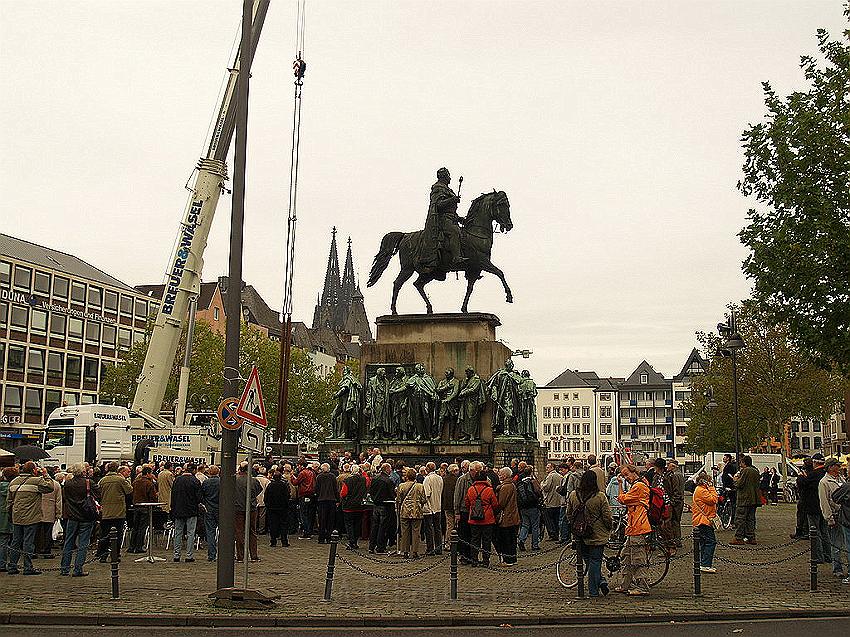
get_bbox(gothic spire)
[339,236,356,312]
[320,226,341,308]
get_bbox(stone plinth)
[374,312,502,344]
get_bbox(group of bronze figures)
[329,359,538,443]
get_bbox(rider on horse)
[420,167,467,272]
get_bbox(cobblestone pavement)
[0,503,847,621]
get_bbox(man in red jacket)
[464,462,500,567]
[292,462,318,539]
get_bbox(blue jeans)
[172,516,197,560]
[299,497,316,537]
[559,506,571,544]
[0,532,11,569]
[204,510,219,560]
[697,524,717,567]
[61,519,94,575]
[580,542,606,596]
[828,523,845,574]
[518,507,540,549]
[8,523,39,573]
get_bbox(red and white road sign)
[216,397,244,431]
[236,365,267,427]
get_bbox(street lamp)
[716,311,745,463]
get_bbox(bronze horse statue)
[367,190,513,314]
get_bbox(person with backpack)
[464,462,500,567]
[567,469,613,597]
[818,458,847,579]
[516,466,543,552]
[616,463,652,595]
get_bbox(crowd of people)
[1,447,847,593]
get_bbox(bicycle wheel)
[556,544,578,588]
[719,502,733,529]
[646,539,671,587]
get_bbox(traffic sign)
[236,365,267,427]
[239,421,266,454]
[217,397,244,431]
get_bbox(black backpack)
[831,482,850,528]
[570,494,591,538]
[469,486,486,521]
[516,479,539,510]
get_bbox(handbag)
[81,478,102,522]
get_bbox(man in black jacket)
[797,453,831,563]
[368,463,396,554]
[60,463,102,577]
[340,464,368,550]
[200,466,220,561]
[170,463,202,563]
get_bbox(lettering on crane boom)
[162,200,203,315]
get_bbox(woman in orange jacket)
[691,471,719,572]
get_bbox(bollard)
[109,527,120,599]
[575,541,585,599]
[692,526,701,596]
[323,530,339,602]
[450,530,458,601]
[809,524,818,592]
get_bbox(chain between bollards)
[109,526,120,599]
[809,524,818,592]
[323,530,339,602]
[692,526,701,596]
[449,529,458,601]
[575,541,585,599]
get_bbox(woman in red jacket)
[464,462,500,567]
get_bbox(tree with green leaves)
[684,302,844,454]
[738,10,850,373]
[100,319,338,441]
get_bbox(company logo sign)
[0,288,117,325]
[162,201,202,316]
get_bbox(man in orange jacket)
[616,463,652,595]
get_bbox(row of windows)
[545,440,592,453]
[1,260,156,318]
[795,436,822,450]
[1,342,110,384]
[551,392,612,401]
[0,302,146,349]
[542,406,596,419]
[543,422,594,436]
[622,391,672,402]
[1,383,97,418]
[791,420,822,433]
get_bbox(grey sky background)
[1,1,844,385]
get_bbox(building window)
[601,423,612,435]
[801,421,810,432]
[0,302,6,328]
[25,388,42,417]
[640,373,648,384]
[53,276,69,299]
[553,423,561,435]
[71,281,86,304]
[27,348,45,374]
[792,421,800,433]
[133,331,145,345]
[10,305,28,330]
[573,393,579,400]
[572,406,580,418]
[7,344,25,371]
[544,441,551,452]
[543,407,551,418]
[50,313,66,337]
[83,358,99,382]
[573,441,580,452]
[13,265,31,290]
[68,317,83,340]
[102,323,116,345]
[583,423,591,435]
[66,355,82,382]
[34,271,51,295]
[582,406,590,418]
[553,441,561,452]
[47,352,63,378]
[63,392,79,406]
[601,441,612,452]
[88,286,103,308]
[118,327,131,350]
[543,423,551,435]
[31,309,47,334]
[814,436,822,449]
[45,389,62,416]
[3,385,23,415]
[0,261,10,285]
[553,406,561,418]
[85,321,101,343]
[553,393,559,400]
[802,437,811,450]
[214,307,220,321]
[81,394,96,405]
[600,392,611,401]
[583,441,590,452]
[120,295,133,316]
[600,406,612,418]
[135,299,148,318]
[813,421,821,432]
[573,423,581,435]
[104,290,119,312]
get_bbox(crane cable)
[278,0,307,439]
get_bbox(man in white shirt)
[422,462,444,555]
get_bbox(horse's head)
[490,190,512,233]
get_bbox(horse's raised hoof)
[506,295,513,303]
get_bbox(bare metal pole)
[217,0,252,591]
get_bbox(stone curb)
[2,608,850,627]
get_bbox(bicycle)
[716,488,735,530]
[556,513,671,589]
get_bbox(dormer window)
[640,373,648,384]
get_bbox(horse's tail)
[367,231,405,287]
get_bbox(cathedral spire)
[339,236,356,314]
[320,226,341,308]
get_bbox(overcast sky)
[1,1,844,385]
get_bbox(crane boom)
[131,0,271,420]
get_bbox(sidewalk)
[0,504,846,626]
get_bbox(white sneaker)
[700,566,717,573]
[843,576,850,585]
